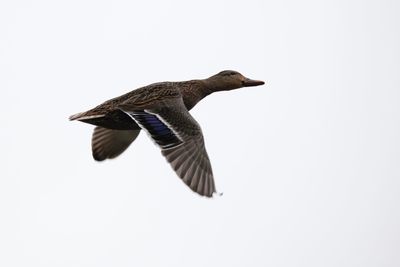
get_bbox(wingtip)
[211,191,223,198]
[197,190,222,198]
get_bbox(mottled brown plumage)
[70,70,264,197]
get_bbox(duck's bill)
[242,78,265,87]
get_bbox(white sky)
[1,0,399,266]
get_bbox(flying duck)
[70,70,265,197]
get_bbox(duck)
[69,70,265,197]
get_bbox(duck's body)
[70,80,208,130]
[70,70,264,197]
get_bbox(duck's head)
[205,70,265,92]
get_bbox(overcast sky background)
[1,0,399,266]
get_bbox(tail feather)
[69,112,104,121]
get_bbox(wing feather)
[121,97,217,197]
[91,127,140,161]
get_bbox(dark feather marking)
[130,111,182,149]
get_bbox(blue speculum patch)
[132,111,182,149]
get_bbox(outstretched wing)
[121,98,216,197]
[91,127,141,161]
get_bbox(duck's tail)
[69,112,104,121]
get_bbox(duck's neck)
[179,80,214,110]
[203,76,230,92]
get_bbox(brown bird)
[70,70,265,197]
